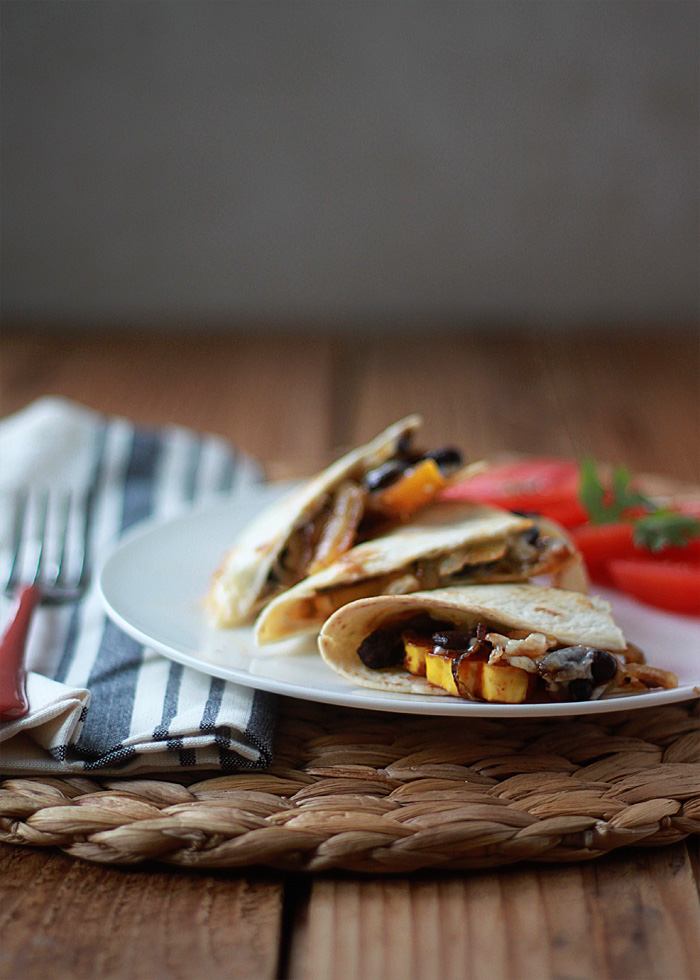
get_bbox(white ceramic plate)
[98,485,700,718]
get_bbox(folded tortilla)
[317,583,625,697]
[254,502,587,643]
[207,415,423,626]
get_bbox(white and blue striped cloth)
[0,398,277,775]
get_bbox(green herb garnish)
[579,459,700,551]
[633,511,700,552]
[579,459,653,523]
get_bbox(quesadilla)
[207,415,465,626]
[254,502,587,644]
[317,583,678,704]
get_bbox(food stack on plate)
[207,417,696,706]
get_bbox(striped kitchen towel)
[0,397,277,776]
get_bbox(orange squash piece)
[375,458,446,517]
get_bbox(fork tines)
[3,488,94,603]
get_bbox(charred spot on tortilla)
[321,548,382,580]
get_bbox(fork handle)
[0,584,42,722]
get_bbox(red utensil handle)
[0,584,42,722]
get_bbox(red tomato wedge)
[569,523,636,585]
[569,523,636,565]
[570,521,700,585]
[608,559,700,616]
[647,539,700,563]
[441,459,588,527]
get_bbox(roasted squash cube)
[374,458,446,516]
[425,647,460,695]
[402,631,429,676]
[453,658,537,704]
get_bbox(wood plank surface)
[0,325,698,980]
[0,330,336,473]
[0,845,285,980]
[285,845,700,980]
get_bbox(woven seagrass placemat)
[1,697,698,873]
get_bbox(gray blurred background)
[2,1,698,331]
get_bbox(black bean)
[396,433,414,456]
[431,629,475,650]
[567,678,595,701]
[521,526,540,546]
[395,433,425,463]
[363,460,408,492]
[590,649,619,685]
[357,628,405,669]
[422,447,462,472]
[539,645,619,701]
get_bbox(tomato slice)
[570,521,700,584]
[569,523,636,585]
[570,523,636,565]
[441,459,588,527]
[608,559,700,616]
[649,539,700,563]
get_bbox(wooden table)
[1,325,699,980]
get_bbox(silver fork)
[0,489,94,722]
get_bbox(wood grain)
[3,327,698,479]
[0,331,336,474]
[535,330,700,481]
[286,845,700,980]
[340,329,578,460]
[0,325,698,980]
[0,844,284,980]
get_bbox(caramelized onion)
[619,662,678,690]
[307,481,366,575]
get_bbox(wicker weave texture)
[1,699,699,872]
